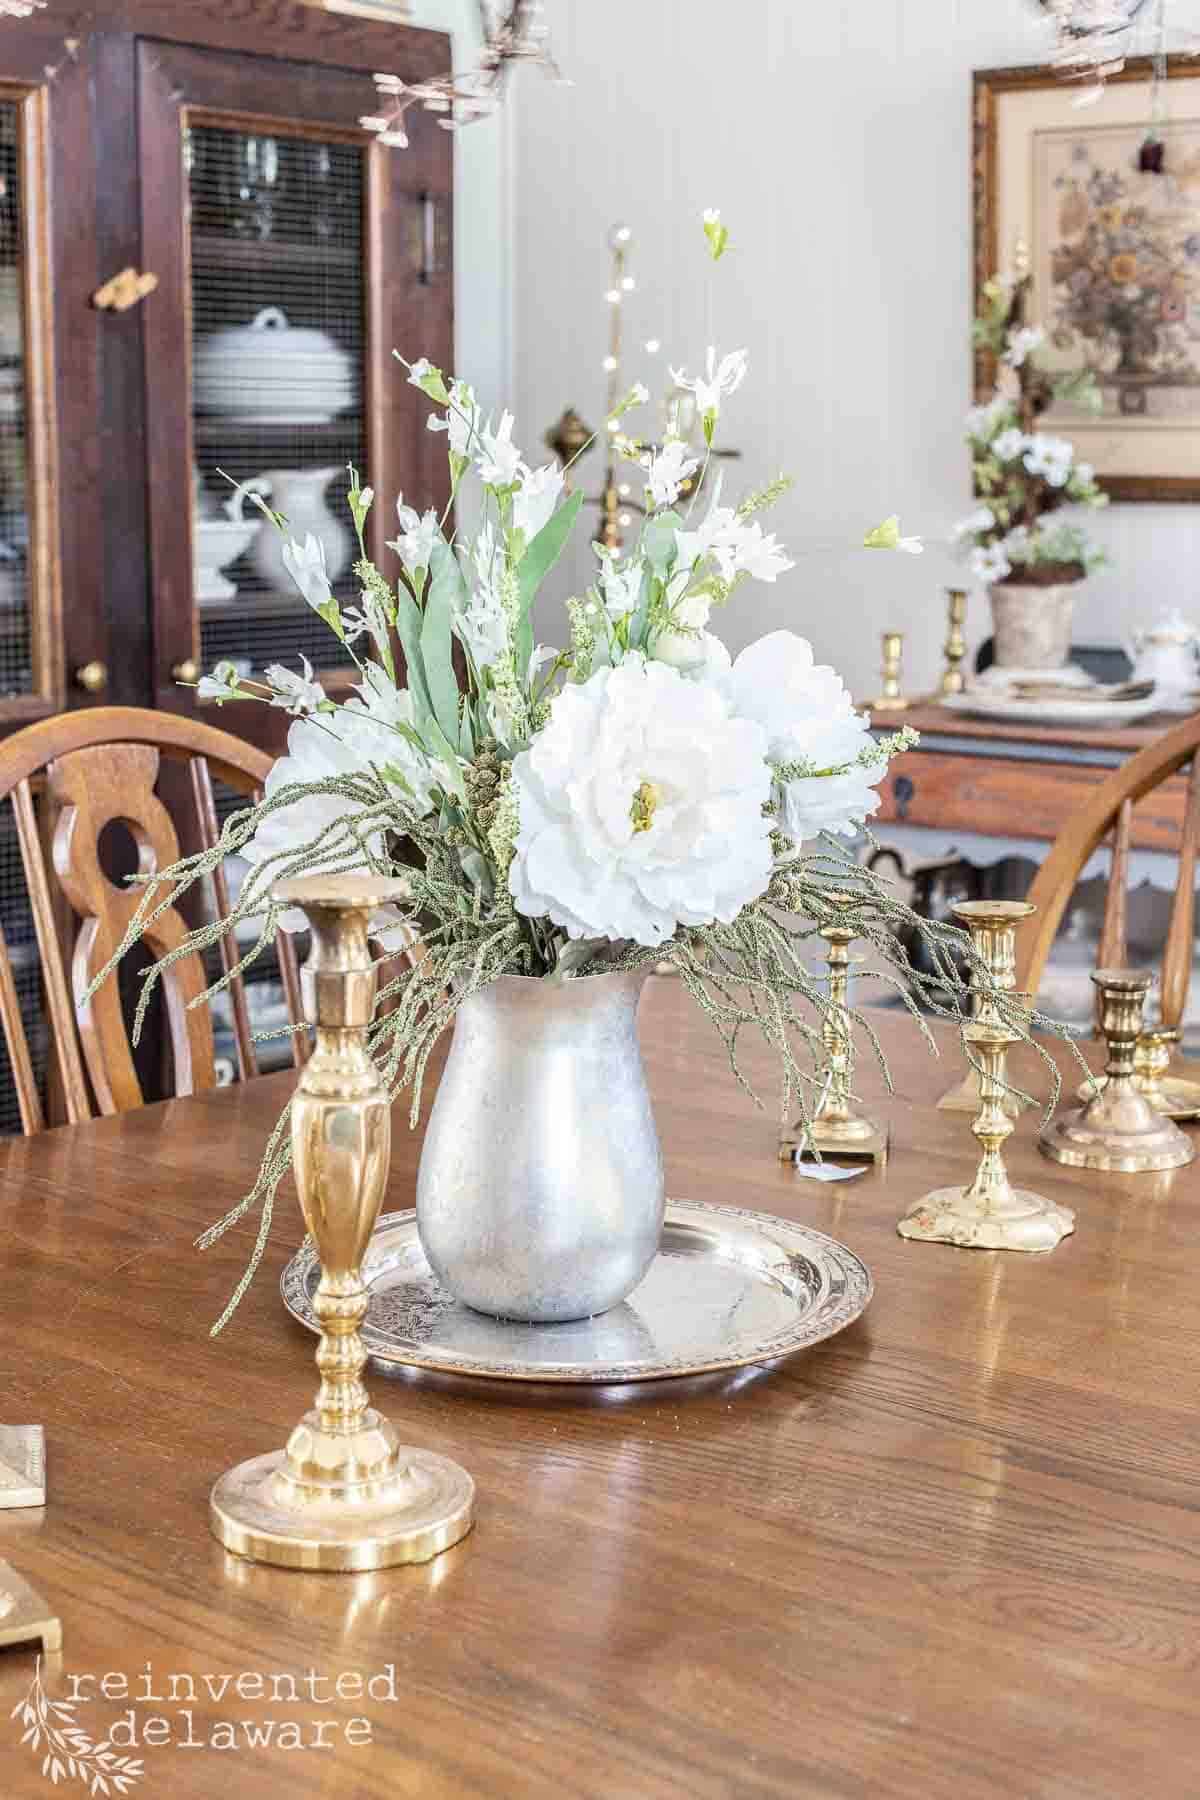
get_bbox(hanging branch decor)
[361,0,564,148]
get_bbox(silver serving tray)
[280,1200,872,1384]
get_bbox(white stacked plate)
[941,684,1162,728]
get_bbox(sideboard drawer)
[874,749,1186,853]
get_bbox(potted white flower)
[954,270,1109,680]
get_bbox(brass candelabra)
[1041,971,1195,1174]
[210,874,475,1571]
[938,900,1034,1117]
[781,902,886,1163]
[871,630,911,711]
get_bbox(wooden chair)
[1016,712,1200,1041]
[0,706,312,1134]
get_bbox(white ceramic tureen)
[193,307,357,426]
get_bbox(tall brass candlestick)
[1040,971,1194,1174]
[899,1010,1075,1252]
[938,589,968,697]
[938,900,1034,1116]
[781,903,886,1162]
[1076,1025,1200,1121]
[871,630,910,711]
[210,875,475,1571]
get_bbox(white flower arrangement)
[954,271,1108,588]
[95,216,1063,1328]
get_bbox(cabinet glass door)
[188,120,365,692]
[138,39,453,752]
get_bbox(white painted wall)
[500,0,1200,697]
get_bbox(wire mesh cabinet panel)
[137,36,454,752]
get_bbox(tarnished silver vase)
[416,968,665,1323]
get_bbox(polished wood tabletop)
[0,979,1197,1799]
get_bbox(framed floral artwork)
[974,58,1200,500]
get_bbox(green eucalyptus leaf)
[393,586,433,728]
[642,509,683,575]
[514,489,584,674]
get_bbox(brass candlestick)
[1040,971,1195,1173]
[871,630,910,711]
[937,589,968,698]
[1076,1025,1200,1121]
[210,874,475,1571]
[781,904,887,1163]
[899,1009,1075,1252]
[938,900,1034,1116]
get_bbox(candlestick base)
[897,1183,1075,1252]
[1039,1101,1193,1174]
[782,1113,888,1163]
[210,1413,474,1571]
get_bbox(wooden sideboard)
[867,703,1192,855]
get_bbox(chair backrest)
[0,706,311,1134]
[1016,711,1200,1029]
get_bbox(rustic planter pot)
[988,581,1081,675]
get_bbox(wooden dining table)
[0,976,1197,1799]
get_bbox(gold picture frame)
[974,57,1200,501]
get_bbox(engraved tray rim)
[280,1199,873,1385]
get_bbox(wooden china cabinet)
[0,0,453,750]
[0,0,454,1128]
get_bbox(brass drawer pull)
[172,659,199,685]
[74,660,107,694]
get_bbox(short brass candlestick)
[781,903,886,1163]
[210,874,475,1571]
[1076,1025,1200,1121]
[937,589,968,698]
[1041,971,1195,1173]
[899,1010,1075,1252]
[871,630,911,711]
[938,900,1035,1116]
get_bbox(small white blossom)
[513,462,564,542]
[964,395,1011,443]
[953,506,996,542]
[196,661,243,703]
[969,542,1012,583]
[728,520,795,579]
[642,439,700,509]
[388,495,441,572]
[991,427,1027,463]
[598,552,644,619]
[1003,325,1045,368]
[669,345,748,435]
[281,534,335,614]
[426,378,480,458]
[264,655,325,716]
[475,410,523,488]
[1023,433,1074,488]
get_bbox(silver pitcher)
[416,968,665,1323]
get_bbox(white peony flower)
[508,658,773,947]
[264,654,325,716]
[642,439,700,508]
[388,495,441,572]
[426,378,480,459]
[241,672,441,931]
[281,534,334,614]
[475,410,523,487]
[725,631,882,840]
[513,461,564,542]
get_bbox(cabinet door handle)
[92,267,159,312]
[75,660,108,694]
[172,658,199,684]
